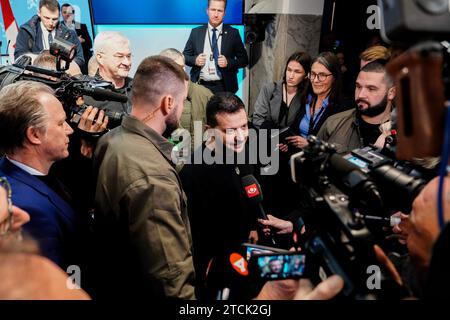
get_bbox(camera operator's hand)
[76,106,109,159]
[259,214,293,235]
[77,106,109,133]
[255,275,344,300]
[285,136,308,149]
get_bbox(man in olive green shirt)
[93,56,195,299]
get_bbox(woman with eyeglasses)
[257,53,345,240]
[251,51,311,130]
[283,52,344,150]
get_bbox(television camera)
[0,38,128,132]
[289,136,427,299]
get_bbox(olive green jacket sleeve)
[120,174,195,300]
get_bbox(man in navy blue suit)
[183,0,248,94]
[0,81,79,269]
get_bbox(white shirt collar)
[208,23,223,34]
[40,21,56,36]
[6,157,46,176]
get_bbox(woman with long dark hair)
[252,51,311,129]
[284,52,343,149]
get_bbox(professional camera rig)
[0,41,128,131]
[289,136,427,299]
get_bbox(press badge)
[207,59,217,75]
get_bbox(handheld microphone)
[241,174,276,245]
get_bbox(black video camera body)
[0,63,127,131]
[289,136,427,298]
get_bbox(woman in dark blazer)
[251,51,311,129]
[259,53,344,240]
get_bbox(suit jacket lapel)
[1,159,75,221]
[220,25,230,54]
[198,26,208,54]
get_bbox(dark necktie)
[48,32,53,48]
[212,28,222,76]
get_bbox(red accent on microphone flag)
[1,0,19,57]
[245,183,260,199]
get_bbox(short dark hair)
[206,92,245,127]
[360,59,393,86]
[39,0,60,12]
[208,0,227,9]
[0,82,54,154]
[61,3,74,13]
[131,55,186,108]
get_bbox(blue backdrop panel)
[91,0,243,24]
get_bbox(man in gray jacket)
[93,56,195,299]
[317,60,396,154]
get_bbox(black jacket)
[179,143,258,299]
[183,25,248,94]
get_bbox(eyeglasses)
[308,72,333,82]
[0,177,13,237]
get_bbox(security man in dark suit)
[183,0,248,94]
[61,3,93,72]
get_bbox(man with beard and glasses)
[317,60,396,154]
[92,56,195,300]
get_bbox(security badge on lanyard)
[208,28,221,75]
[208,60,217,75]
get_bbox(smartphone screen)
[252,253,307,280]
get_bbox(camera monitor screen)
[254,253,306,280]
